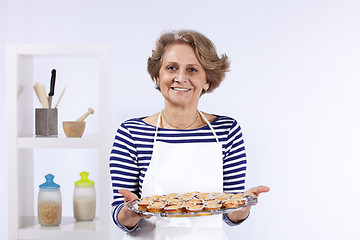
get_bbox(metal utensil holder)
[35,108,58,137]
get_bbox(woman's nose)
[174,71,189,83]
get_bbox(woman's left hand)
[226,185,270,223]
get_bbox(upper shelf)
[17,135,101,148]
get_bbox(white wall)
[1,0,360,239]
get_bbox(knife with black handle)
[48,69,56,108]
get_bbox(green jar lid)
[75,171,94,187]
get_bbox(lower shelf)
[19,216,100,240]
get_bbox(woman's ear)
[203,82,210,92]
[156,77,161,90]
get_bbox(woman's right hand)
[117,189,151,229]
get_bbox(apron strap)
[155,110,220,143]
[198,110,220,143]
[154,112,162,142]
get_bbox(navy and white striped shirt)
[109,115,247,231]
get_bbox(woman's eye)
[188,68,197,72]
[167,66,177,71]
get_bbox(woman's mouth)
[171,87,191,92]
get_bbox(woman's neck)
[161,105,202,129]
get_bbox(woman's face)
[157,43,209,108]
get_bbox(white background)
[1,0,360,239]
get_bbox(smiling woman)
[157,43,208,112]
[145,30,231,129]
[109,29,269,240]
[147,30,230,94]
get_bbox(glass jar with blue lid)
[37,174,62,226]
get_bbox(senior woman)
[109,30,269,239]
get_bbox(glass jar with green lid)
[73,171,96,221]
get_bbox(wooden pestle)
[75,108,94,122]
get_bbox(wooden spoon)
[33,82,49,108]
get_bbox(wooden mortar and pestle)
[63,108,94,137]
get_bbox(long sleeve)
[109,123,140,232]
[222,120,247,226]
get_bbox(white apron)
[123,111,228,240]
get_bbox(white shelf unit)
[6,44,111,240]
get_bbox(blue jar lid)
[39,174,60,189]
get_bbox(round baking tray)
[126,195,258,217]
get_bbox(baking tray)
[126,195,258,217]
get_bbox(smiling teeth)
[173,88,190,92]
